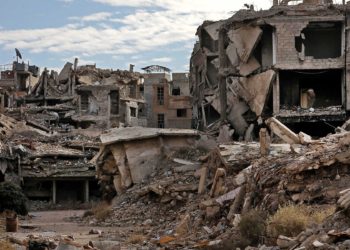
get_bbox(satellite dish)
[15,48,22,61]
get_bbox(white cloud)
[152,57,172,62]
[0,0,272,59]
[99,23,113,29]
[61,56,96,65]
[0,26,2,29]
[131,56,139,59]
[69,12,113,22]
[112,55,124,60]
[56,0,75,2]
[47,67,63,73]
[91,0,271,13]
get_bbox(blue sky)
[0,0,272,74]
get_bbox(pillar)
[52,180,56,205]
[218,30,227,121]
[84,180,89,203]
[273,0,278,6]
[107,95,111,129]
[20,105,24,120]
[1,94,4,114]
[260,128,271,156]
[78,95,82,116]
[43,70,48,106]
[72,76,76,96]
[68,75,72,96]
[28,74,31,94]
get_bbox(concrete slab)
[58,63,73,83]
[204,21,224,40]
[228,26,263,63]
[234,70,276,116]
[101,127,198,145]
[239,55,261,77]
[266,117,301,144]
[77,76,93,85]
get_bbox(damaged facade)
[190,0,350,138]
[143,65,193,129]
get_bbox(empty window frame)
[130,107,136,117]
[129,85,134,95]
[139,86,144,93]
[110,91,119,115]
[158,114,165,128]
[157,87,164,105]
[81,92,90,111]
[295,22,342,59]
[177,109,187,117]
[172,87,180,96]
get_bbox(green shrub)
[239,209,268,246]
[83,209,94,218]
[0,183,28,216]
[92,204,113,222]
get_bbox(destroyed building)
[143,65,193,129]
[0,58,148,135]
[0,61,40,107]
[190,0,350,139]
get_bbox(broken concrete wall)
[268,16,345,70]
[97,127,199,193]
[125,101,139,127]
[172,73,190,96]
[168,96,192,129]
[73,85,119,128]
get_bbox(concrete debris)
[5,1,350,250]
[266,117,301,144]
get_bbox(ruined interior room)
[279,69,343,109]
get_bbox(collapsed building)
[0,57,195,206]
[190,0,350,140]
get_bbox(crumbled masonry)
[4,0,350,249]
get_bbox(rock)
[143,219,152,226]
[206,206,220,217]
[203,226,213,234]
[340,240,350,250]
[233,172,246,186]
[199,199,215,210]
[276,235,298,249]
[296,231,306,242]
[318,234,336,244]
[150,238,158,244]
[313,240,324,247]
[306,228,313,236]
[89,229,102,234]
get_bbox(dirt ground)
[19,210,118,244]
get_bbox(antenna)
[15,48,22,63]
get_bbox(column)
[218,30,227,121]
[84,180,89,203]
[1,94,4,114]
[52,180,56,205]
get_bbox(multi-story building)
[143,65,192,129]
[190,0,349,138]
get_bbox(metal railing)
[0,64,13,72]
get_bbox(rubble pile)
[74,116,350,249]
[78,65,143,87]
[7,233,94,250]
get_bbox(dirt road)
[19,210,118,243]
